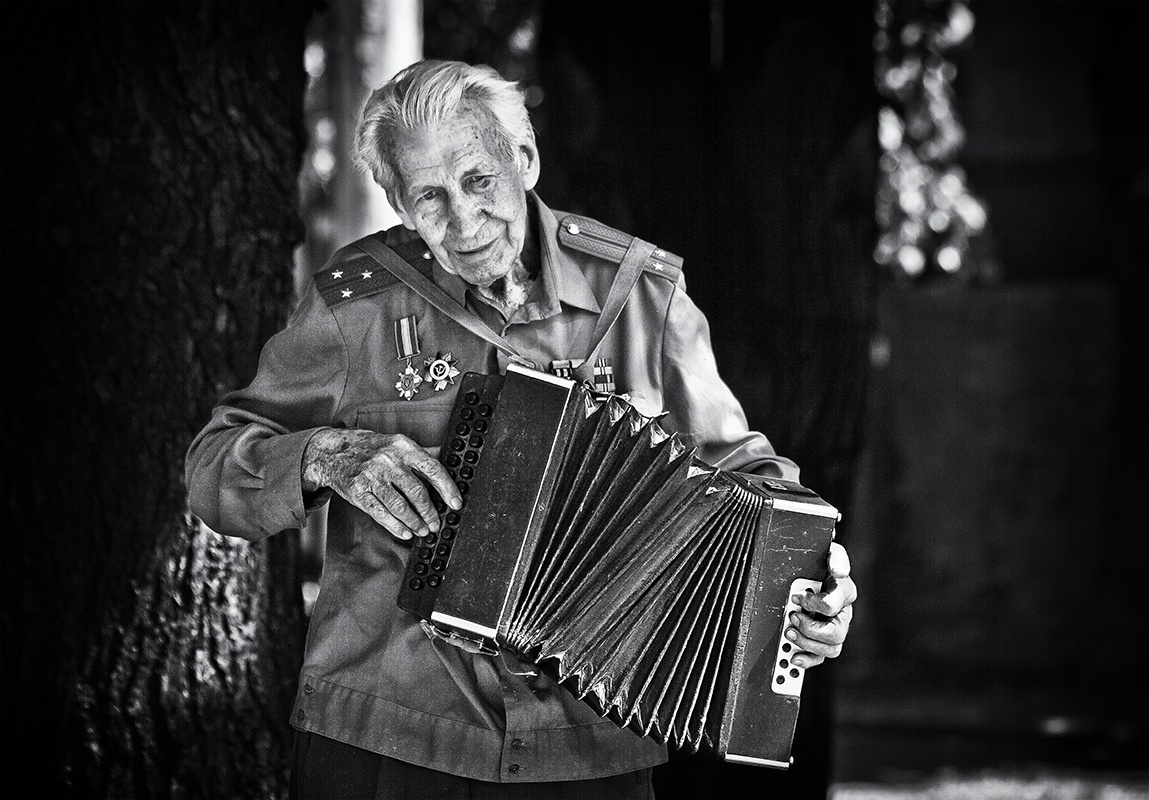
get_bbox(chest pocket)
[354,394,456,448]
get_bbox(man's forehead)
[394,106,506,176]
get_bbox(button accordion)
[398,363,838,768]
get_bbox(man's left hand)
[784,541,856,668]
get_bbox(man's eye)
[418,189,442,203]
[469,175,494,191]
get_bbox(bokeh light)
[873,0,998,282]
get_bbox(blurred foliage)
[873,0,999,282]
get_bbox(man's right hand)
[302,428,462,540]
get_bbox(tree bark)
[1,2,314,796]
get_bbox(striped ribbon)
[394,315,420,361]
[592,358,615,394]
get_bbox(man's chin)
[451,262,511,289]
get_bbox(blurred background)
[1,1,1145,798]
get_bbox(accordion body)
[398,364,838,768]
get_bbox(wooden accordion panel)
[398,363,838,768]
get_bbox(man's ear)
[518,140,540,192]
[386,189,417,231]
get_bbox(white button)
[567,223,580,235]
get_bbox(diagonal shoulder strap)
[352,237,529,364]
[582,237,657,362]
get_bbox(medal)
[394,315,422,400]
[552,358,616,395]
[549,359,578,379]
[395,363,423,400]
[592,357,615,395]
[424,351,460,391]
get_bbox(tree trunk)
[1,2,314,796]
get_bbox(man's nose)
[446,192,485,239]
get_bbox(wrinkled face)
[389,104,539,288]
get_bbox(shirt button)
[303,684,314,695]
[511,738,523,750]
[296,709,305,721]
[508,764,520,774]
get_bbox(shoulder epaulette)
[315,237,431,309]
[558,214,683,282]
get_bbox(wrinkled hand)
[302,428,461,540]
[784,541,856,668]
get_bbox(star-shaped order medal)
[424,352,460,391]
[395,363,423,400]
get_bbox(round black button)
[779,659,788,669]
[508,764,520,774]
[781,642,792,652]
[409,578,423,590]
[427,575,441,587]
[450,438,466,452]
[441,528,455,541]
[423,533,437,544]
[790,668,800,678]
[436,543,451,556]
[464,450,479,463]
[776,675,785,685]
[511,738,523,750]
[445,454,461,467]
[460,407,475,420]
[473,419,488,433]
[478,404,492,417]
[445,512,460,525]
[457,481,469,494]
[304,684,314,695]
[455,423,470,436]
[418,547,432,560]
[297,709,306,721]
[469,435,484,448]
[434,499,446,513]
[414,563,428,575]
[465,392,479,405]
[431,559,446,571]
[460,466,474,480]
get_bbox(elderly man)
[186,59,856,799]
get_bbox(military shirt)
[184,193,798,783]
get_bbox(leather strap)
[352,238,529,365]
[353,235,652,374]
[583,237,657,362]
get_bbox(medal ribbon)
[395,315,420,361]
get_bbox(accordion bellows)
[398,364,838,768]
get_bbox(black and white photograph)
[1,1,1145,799]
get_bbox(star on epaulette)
[314,237,416,309]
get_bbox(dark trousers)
[290,731,655,800]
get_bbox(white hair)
[354,60,535,197]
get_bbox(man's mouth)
[454,241,496,260]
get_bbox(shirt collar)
[428,192,601,316]
[532,192,600,315]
